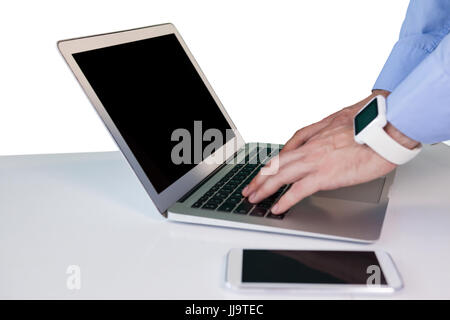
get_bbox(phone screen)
[242,250,387,285]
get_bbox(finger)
[248,160,313,204]
[271,175,320,214]
[245,142,328,196]
[281,120,330,153]
[242,148,305,197]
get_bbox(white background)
[0,0,417,156]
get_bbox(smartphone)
[226,249,403,294]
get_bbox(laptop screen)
[73,33,234,194]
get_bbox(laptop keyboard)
[191,145,289,219]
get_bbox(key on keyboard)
[191,145,288,219]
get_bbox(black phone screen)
[242,249,387,284]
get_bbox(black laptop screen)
[73,33,234,193]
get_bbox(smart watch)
[353,95,422,165]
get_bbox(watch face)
[354,98,379,135]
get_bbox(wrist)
[372,89,390,98]
[354,95,422,165]
[346,90,392,117]
[384,122,420,150]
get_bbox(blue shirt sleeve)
[386,33,450,144]
[373,0,450,92]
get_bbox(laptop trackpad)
[312,177,385,203]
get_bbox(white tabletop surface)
[1,144,450,299]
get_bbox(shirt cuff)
[386,36,450,144]
[373,41,430,92]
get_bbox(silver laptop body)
[58,23,395,243]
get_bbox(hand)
[243,124,395,214]
[281,90,390,153]
[242,92,419,215]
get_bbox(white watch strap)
[363,126,422,165]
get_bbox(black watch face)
[354,98,379,135]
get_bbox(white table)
[1,144,450,299]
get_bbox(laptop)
[58,23,395,243]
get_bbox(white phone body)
[226,248,403,294]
